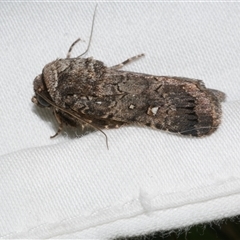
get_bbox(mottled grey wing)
[43,58,223,136]
[67,69,222,137]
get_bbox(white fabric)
[1,2,240,239]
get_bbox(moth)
[32,9,225,147]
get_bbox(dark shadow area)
[114,216,240,240]
[31,105,96,139]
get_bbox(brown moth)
[32,8,225,146]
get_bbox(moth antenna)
[38,92,109,149]
[78,4,98,58]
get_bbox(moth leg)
[66,38,81,58]
[50,109,63,138]
[111,53,145,69]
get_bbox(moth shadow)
[31,105,96,139]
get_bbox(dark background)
[115,216,240,240]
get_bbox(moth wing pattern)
[40,57,224,137]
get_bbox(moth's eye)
[36,95,51,107]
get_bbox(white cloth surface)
[1,2,240,239]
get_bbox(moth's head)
[32,74,51,108]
